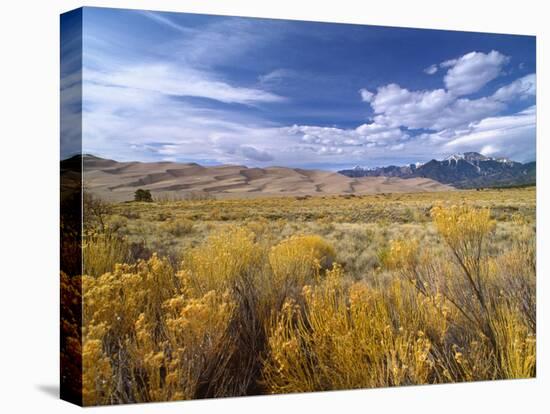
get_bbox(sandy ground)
[81,155,454,202]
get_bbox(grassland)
[71,187,536,405]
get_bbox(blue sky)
[62,7,536,169]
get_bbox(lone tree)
[134,189,153,202]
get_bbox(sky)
[61,7,536,169]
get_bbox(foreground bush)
[82,255,234,404]
[263,266,444,393]
[181,226,264,294]
[269,235,335,305]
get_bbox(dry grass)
[70,187,536,405]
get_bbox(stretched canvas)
[60,6,536,406]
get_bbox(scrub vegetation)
[65,187,535,405]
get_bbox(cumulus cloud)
[354,123,408,141]
[351,50,535,163]
[440,58,458,69]
[359,88,374,102]
[369,85,454,128]
[284,123,408,148]
[366,83,504,131]
[358,51,534,138]
[443,50,509,96]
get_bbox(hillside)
[61,155,455,201]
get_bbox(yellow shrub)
[268,235,335,299]
[83,233,132,277]
[82,338,112,405]
[81,253,237,404]
[431,204,495,278]
[125,290,235,402]
[244,218,270,238]
[383,238,420,271]
[493,305,536,379]
[76,195,535,403]
[263,266,443,393]
[496,237,536,332]
[181,226,264,295]
[83,255,177,341]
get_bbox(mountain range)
[338,152,536,189]
[61,155,454,202]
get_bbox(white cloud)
[430,96,504,130]
[480,144,499,157]
[369,85,454,128]
[353,50,535,163]
[284,123,408,148]
[167,17,283,68]
[424,64,438,75]
[81,40,535,169]
[390,143,405,150]
[258,68,297,85]
[443,50,509,96]
[84,74,404,168]
[442,106,536,162]
[359,53,534,134]
[366,83,504,131]
[440,58,458,68]
[86,65,285,106]
[355,123,408,141]
[492,73,536,102]
[318,146,344,155]
[240,146,274,162]
[359,88,374,102]
[138,11,190,34]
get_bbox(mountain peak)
[444,152,489,163]
[463,152,490,162]
[338,153,535,188]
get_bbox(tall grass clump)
[268,235,335,307]
[263,265,446,392]
[181,226,265,295]
[83,232,133,277]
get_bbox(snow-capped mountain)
[339,152,535,188]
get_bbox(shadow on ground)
[36,384,59,399]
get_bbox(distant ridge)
[339,152,535,189]
[63,155,455,202]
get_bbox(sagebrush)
[61,188,535,405]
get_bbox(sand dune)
[80,155,454,202]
